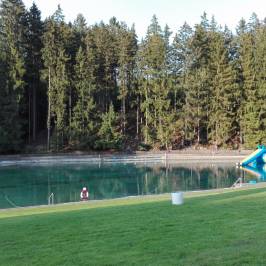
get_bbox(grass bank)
[1,188,266,265]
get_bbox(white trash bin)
[171,192,183,205]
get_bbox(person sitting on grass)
[80,187,89,201]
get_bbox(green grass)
[1,189,266,265]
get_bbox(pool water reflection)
[0,162,243,209]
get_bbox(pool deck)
[0,150,250,165]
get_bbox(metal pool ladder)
[48,193,54,205]
[231,177,243,188]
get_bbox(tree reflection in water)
[0,162,240,208]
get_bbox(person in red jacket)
[80,187,89,201]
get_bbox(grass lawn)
[1,188,266,265]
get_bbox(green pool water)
[0,162,243,209]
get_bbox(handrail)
[48,193,54,205]
[232,177,243,188]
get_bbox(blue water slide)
[240,148,266,166]
[240,165,266,181]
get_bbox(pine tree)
[73,13,87,34]
[0,0,27,152]
[25,2,43,142]
[42,18,57,151]
[171,22,193,146]
[183,68,209,145]
[208,29,240,147]
[51,4,64,23]
[138,15,174,148]
[72,13,87,54]
[1,7,266,153]
[53,47,69,150]
[89,21,118,113]
[117,23,137,135]
[253,23,266,144]
[42,8,70,151]
[237,19,259,148]
[70,46,96,148]
[147,14,162,36]
[183,17,211,145]
[163,24,172,73]
[95,103,123,150]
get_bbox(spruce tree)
[237,19,259,148]
[138,15,174,148]
[73,13,87,35]
[0,0,27,152]
[89,21,118,113]
[183,18,211,146]
[208,29,240,147]
[1,6,266,153]
[117,23,137,135]
[70,46,96,148]
[95,103,123,150]
[42,8,70,151]
[25,2,43,142]
[254,23,266,144]
[171,22,193,146]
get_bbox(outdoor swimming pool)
[0,161,252,209]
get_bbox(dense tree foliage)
[0,1,266,153]
[0,0,27,152]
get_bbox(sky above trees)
[23,0,266,38]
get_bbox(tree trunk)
[174,89,177,111]
[69,87,72,141]
[122,96,126,134]
[145,86,148,144]
[197,119,200,144]
[47,67,51,151]
[32,77,37,142]
[28,93,31,144]
[136,95,139,138]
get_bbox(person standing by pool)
[80,187,89,201]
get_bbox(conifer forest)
[1,0,266,153]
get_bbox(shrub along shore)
[1,185,266,265]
